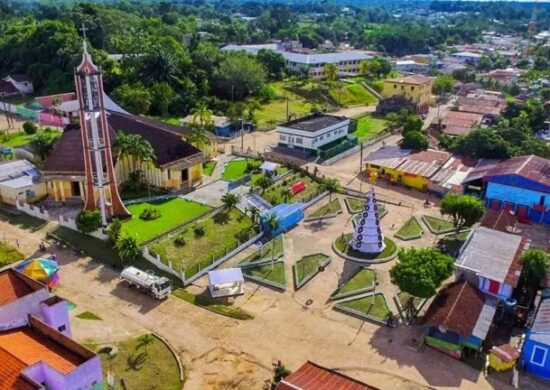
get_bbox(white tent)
[207,268,245,298]
[260,161,280,176]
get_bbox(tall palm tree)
[187,123,211,151]
[112,132,156,191]
[246,206,260,223]
[265,213,280,235]
[191,102,213,128]
[323,63,338,83]
[221,193,239,210]
[323,178,341,202]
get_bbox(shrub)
[139,207,161,221]
[106,218,122,243]
[194,226,205,237]
[115,235,140,262]
[174,234,186,246]
[75,210,102,233]
[23,121,38,135]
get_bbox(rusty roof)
[440,111,483,135]
[0,328,84,375]
[0,349,41,390]
[422,281,489,337]
[476,155,550,189]
[35,93,77,108]
[0,270,45,308]
[397,149,452,177]
[363,146,411,168]
[276,361,381,390]
[0,80,18,95]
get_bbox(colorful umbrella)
[16,258,59,289]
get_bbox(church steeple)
[74,25,130,223]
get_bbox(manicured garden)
[202,160,217,176]
[122,198,213,243]
[242,261,286,288]
[306,199,341,220]
[261,173,322,205]
[94,334,182,390]
[329,82,378,107]
[0,241,24,267]
[172,289,253,320]
[394,217,424,240]
[335,293,393,323]
[293,253,331,289]
[239,235,284,266]
[422,215,455,234]
[222,159,262,181]
[149,208,257,277]
[350,115,389,143]
[331,268,376,299]
[334,233,397,262]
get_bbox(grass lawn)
[48,226,182,287]
[329,83,378,107]
[336,293,393,322]
[0,241,24,267]
[202,161,217,176]
[122,198,213,243]
[149,208,256,277]
[239,235,284,266]
[0,128,60,148]
[334,233,397,261]
[397,291,424,310]
[307,199,341,219]
[440,230,471,258]
[172,289,253,320]
[75,311,102,321]
[345,197,387,215]
[222,159,262,181]
[422,215,455,234]
[261,173,322,205]
[0,210,46,231]
[332,268,376,298]
[350,115,390,143]
[120,186,169,201]
[294,253,330,287]
[94,334,181,390]
[242,261,286,287]
[395,217,423,240]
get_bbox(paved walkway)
[201,153,236,185]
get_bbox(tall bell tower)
[75,27,130,224]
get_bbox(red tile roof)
[35,93,77,108]
[0,80,18,95]
[0,328,84,375]
[276,361,381,390]
[421,281,487,337]
[0,349,40,390]
[0,270,45,308]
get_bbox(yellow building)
[41,112,204,204]
[381,75,433,114]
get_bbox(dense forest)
[0,0,549,118]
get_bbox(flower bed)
[333,233,397,263]
[394,217,424,241]
[334,293,393,325]
[293,253,331,289]
[330,268,376,300]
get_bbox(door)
[488,280,500,295]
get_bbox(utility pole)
[286,96,289,121]
[240,118,244,151]
[359,142,364,194]
[0,93,13,130]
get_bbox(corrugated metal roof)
[363,146,411,169]
[0,160,36,182]
[397,150,452,177]
[530,299,550,345]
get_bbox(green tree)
[402,115,423,134]
[520,249,550,287]
[75,210,102,233]
[256,176,273,194]
[246,206,260,223]
[432,75,455,97]
[115,235,140,263]
[112,132,156,174]
[137,334,157,356]
[22,122,37,135]
[187,122,211,152]
[151,82,174,116]
[440,194,484,235]
[106,218,122,243]
[256,48,286,80]
[281,187,292,202]
[221,193,239,210]
[390,248,455,298]
[112,83,152,114]
[323,63,338,83]
[265,213,280,234]
[401,131,428,150]
[214,52,266,101]
[30,130,61,160]
[322,177,341,202]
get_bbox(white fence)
[57,215,108,241]
[142,247,185,282]
[15,200,50,220]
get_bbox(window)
[394,84,397,89]
[411,86,415,91]
[58,324,66,332]
[280,135,286,141]
[295,137,303,144]
[531,346,548,367]
[540,196,546,206]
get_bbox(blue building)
[464,155,550,224]
[261,203,304,236]
[522,293,550,380]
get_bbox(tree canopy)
[440,194,485,233]
[521,249,550,287]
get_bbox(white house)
[2,75,34,94]
[450,51,483,64]
[276,113,350,154]
[394,60,431,74]
[0,160,47,206]
[207,268,244,298]
[454,227,529,300]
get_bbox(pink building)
[0,269,103,390]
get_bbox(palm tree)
[265,213,280,235]
[246,206,260,223]
[112,132,156,173]
[281,187,292,202]
[191,102,213,128]
[323,63,338,83]
[221,193,239,210]
[256,176,273,194]
[137,334,156,356]
[186,122,211,152]
[323,178,341,202]
[115,235,140,262]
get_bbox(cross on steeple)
[80,23,88,52]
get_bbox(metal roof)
[0,160,36,182]
[363,146,411,169]
[530,298,550,345]
[208,268,244,285]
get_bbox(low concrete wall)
[302,191,329,210]
[57,215,108,241]
[321,144,360,166]
[142,247,185,282]
[15,200,49,220]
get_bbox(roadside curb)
[152,332,185,387]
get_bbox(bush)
[106,218,122,243]
[194,226,205,237]
[139,207,161,221]
[22,121,37,135]
[75,210,102,234]
[115,235,140,262]
[174,234,186,246]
